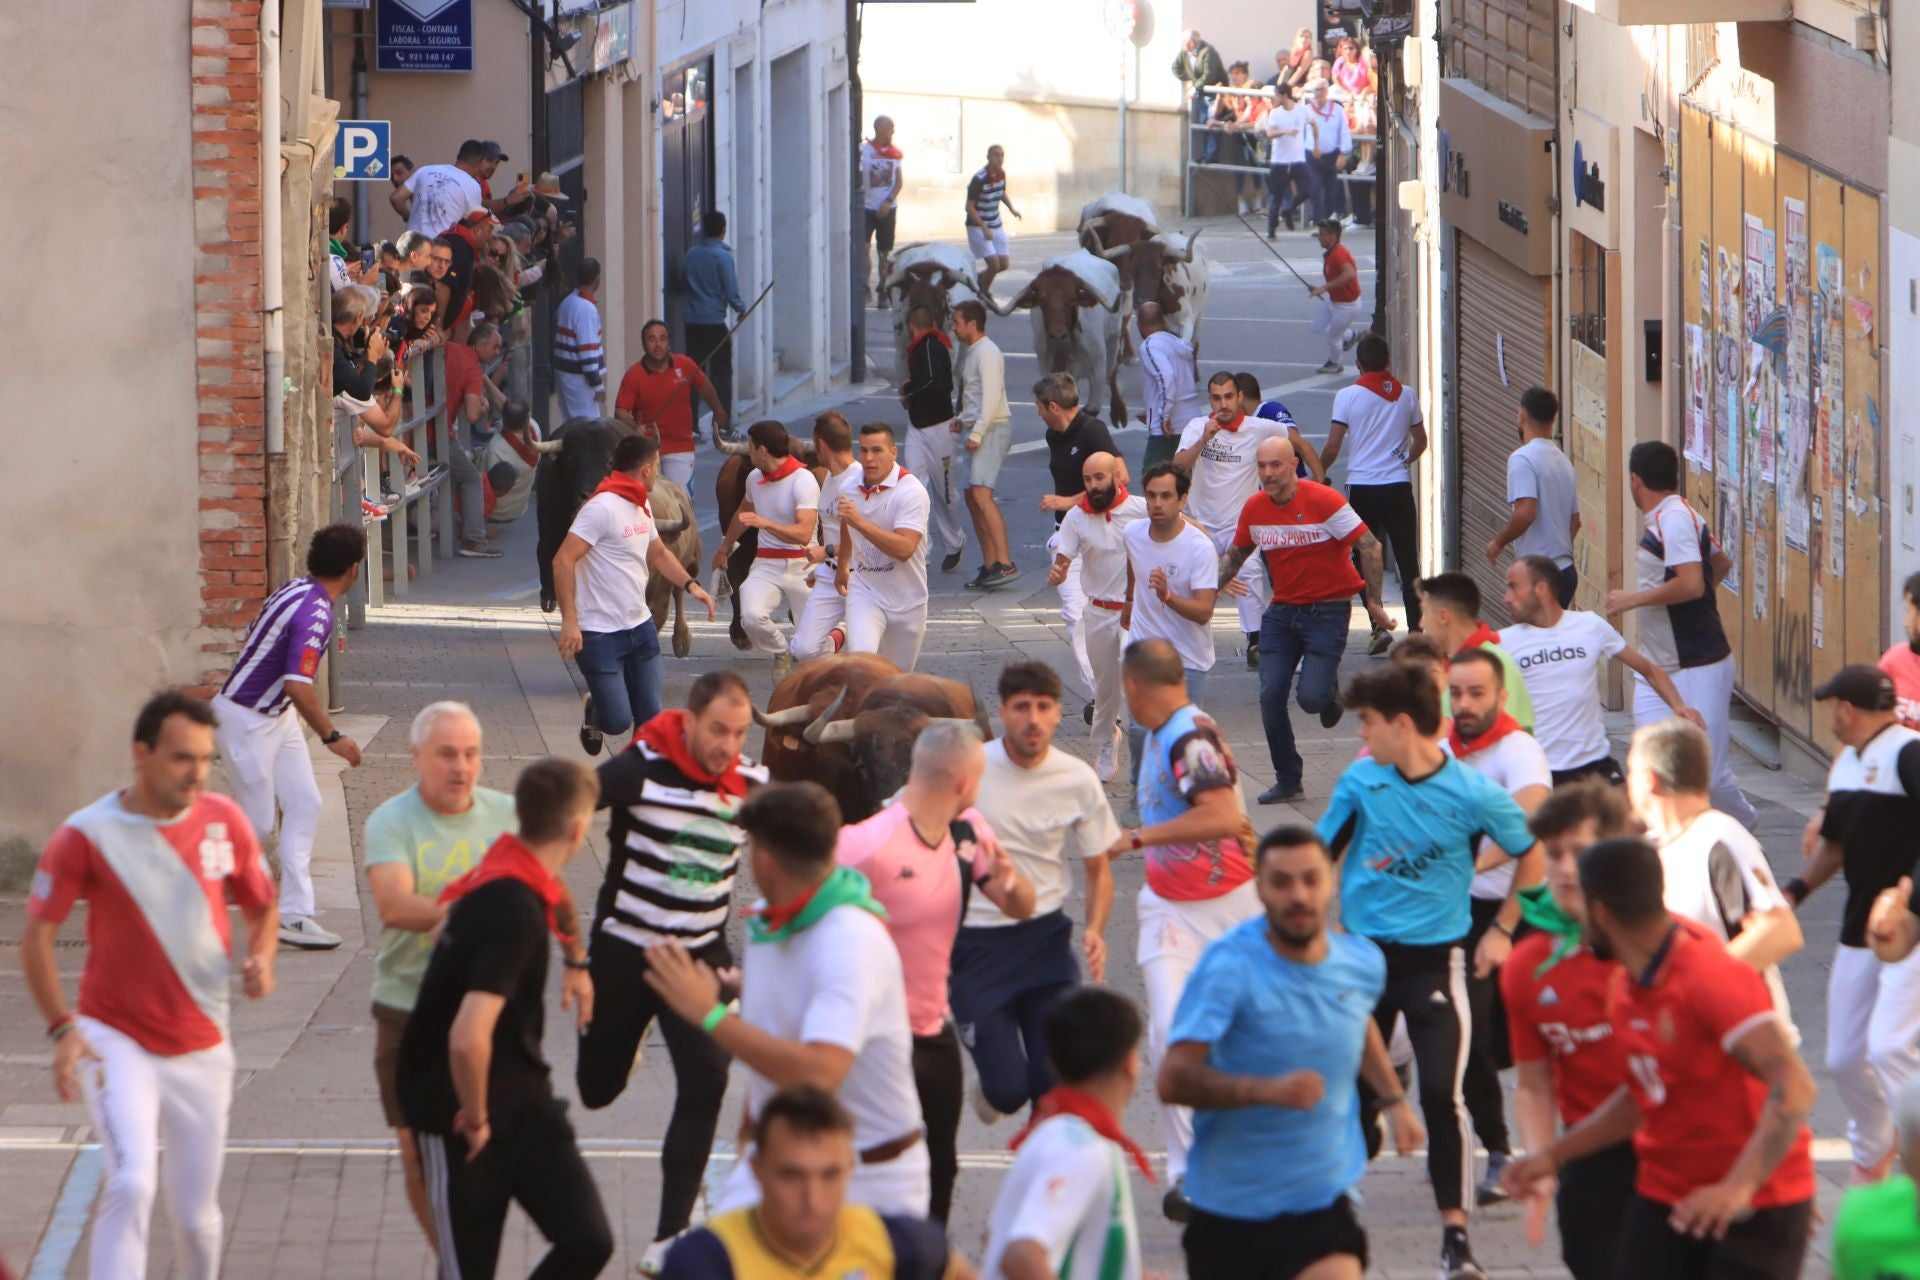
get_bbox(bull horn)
[1079,214,1109,249]
[1098,241,1132,261]
[800,683,853,744]
[752,703,816,728]
[973,690,992,741]
[980,289,1018,318]
[653,517,690,536]
[529,436,564,454]
[1169,227,1201,264]
[810,719,858,744]
[713,434,751,456]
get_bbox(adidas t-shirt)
[1499,611,1629,771]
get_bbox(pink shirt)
[835,802,993,1036]
[1881,644,1920,732]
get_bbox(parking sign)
[334,121,392,181]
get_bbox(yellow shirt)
[661,1204,950,1279]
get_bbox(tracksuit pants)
[212,694,323,920]
[904,421,968,561]
[912,1022,964,1224]
[951,911,1082,1116]
[789,569,847,660]
[1461,897,1513,1159]
[78,1017,233,1280]
[1344,482,1421,631]
[1826,942,1920,1170]
[845,589,927,672]
[1631,655,1756,826]
[738,556,812,656]
[1356,939,1473,1214]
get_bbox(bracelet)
[47,1016,74,1042]
[1783,877,1810,907]
[700,1002,731,1034]
[562,957,590,971]
[1491,919,1514,939]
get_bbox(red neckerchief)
[590,472,650,511]
[757,456,806,485]
[1077,484,1130,520]
[861,464,907,497]
[1216,414,1247,433]
[910,328,953,353]
[1010,1086,1156,1182]
[633,709,749,798]
[1460,622,1502,655]
[1354,369,1402,401]
[438,833,568,942]
[1449,710,1524,760]
[756,878,824,937]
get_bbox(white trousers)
[658,451,695,492]
[1085,599,1129,746]
[1204,523,1268,635]
[1632,654,1755,826]
[78,1016,234,1280]
[1136,881,1262,1181]
[1826,943,1920,1169]
[903,421,968,559]
[789,572,847,660]
[1054,554,1098,694]
[845,590,928,672]
[555,372,601,424]
[213,694,322,919]
[1312,297,1366,365]
[739,557,812,655]
[713,1138,930,1218]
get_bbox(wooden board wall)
[1774,155,1813,742]
[1742,133,1777,716]
[1845,187,1884,671]
[1807,170,1846,757]
[1712,117,1745,672]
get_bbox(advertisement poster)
[1716,342,1741,479]
[1745,343,1776,486]
[1815,242,1846,574]
[1716,481,1742,597]
[1697,240,1712,319]
[376,0,472,72]
[1780,198,1812,553]
[1717,246,1738,330]
[1684,323,1712,470]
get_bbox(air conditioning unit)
[1402,35,1427,89]
[1854,13,1877,54]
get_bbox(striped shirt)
[554,289,606,386]
[592,739,768,950]
[218,577,335,716]
[967,167,1006,230]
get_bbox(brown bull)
[751,653,991,822]
[643,477,700,657]
[711,434,825,651]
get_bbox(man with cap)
[1784,664,1920,1183]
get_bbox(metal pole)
[529,2,553,426]
[352,11,370,246]
[849,0,866,383]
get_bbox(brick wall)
[192,0,267,686]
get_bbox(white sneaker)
[971,1081,1010,1126]
[1095,724,1122,783]
[637,1234,683,1276]
[279,916,342,950]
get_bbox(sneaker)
[772,651,793,680]
[1342,328,1363,351]
[1440,1226,1487,1280]
[1476,1153,1512,1206]
[965,564,995,590]
[941,549,965,573]
[1237,196,1251,215]
[984,563,1022,588]
[1162,1180,1192,1224]
[971,1082,1010,1126]
[636,1234,684,1276]
[1096,725,1122,783]
[1257,780,1305,805]
[279,916,342,951]
[360,498,392,521]
[579,693,604,757]
[1315,361,1343,375]
[1319,700,1345,730]
[458,541,503,558]
[1245,633,1260,669]
[1368,625,1394,657]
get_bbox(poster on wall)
[1781,198,1813,553]
[1684,323,1712,470]
[376,0,472,72]
[1697,240,1712,319]
[1815,241,1847,574]
[1742,216,1778,485]
[1717,246,1738,327]
[1716,341,1740,478]
[1717,480,1743,597]
[1745,344,1776,487]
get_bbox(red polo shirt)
[615,355,707,454]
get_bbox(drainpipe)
[262,0,286,461]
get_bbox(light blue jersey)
[1170,922,1386,1220]
[1316,756,1534,945]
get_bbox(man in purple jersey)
[212,524,368,950]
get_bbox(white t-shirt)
[1656,809,1794,1019]
[1054,495,1148,604]
[845,464,932,612]
[812,461,862,584]
[981,1114,1142,1280]
[1633,494,1728,672]
[1174,415,1294,532]
[1263,102,1311,166]
[1330,381,1423,486]
[1507,437,1580,567]
[740,904,924,1152]
[1446,731,1552,900]
[969,742,1122,927]
[1123,519,1219,673]
[1499,611,1629,771]
[403,164,485,238]
[567,491,655,634]
[749,465,821,553]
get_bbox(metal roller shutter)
[1454,232,1550,625]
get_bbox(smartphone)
[361,247,377,270]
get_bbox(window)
[1570,230,1607,356]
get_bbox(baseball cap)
[478,140,510,161]
[1813,664,1897,711]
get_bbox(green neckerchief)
[329,236,351,261]
[748,866,888,944]
[1518,884,1583,977]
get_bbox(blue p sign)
[334,121,392,181]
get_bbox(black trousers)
[913,1021,964,1224]
[418,1105,612,1280]
[1266,163,1308,233]
[1357,941,1471,1213]
[1461,896,1512,1158]
[1552,755,1624,788]
[575,932,732,1241]
[1306,152,1346,223]
[1346,482,1422,631]
[683,322,732,428]
[1618,1192,1812,1280]
[1556,1141,1636,1280]
[1556,562,1579,608]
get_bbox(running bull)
[984,248,1126,425]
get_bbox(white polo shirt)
[750,464,821,555]
[1174,414,1294,533]
[1499,611,1629,771]
[1055,494,1148,604]
[846,463,932,612]
[567,490,655,634]
[969,741,1122,928]
[1447,730,1552,900]
[1123,518,1219,672]
[812,460,862,585]
[1330,379,1423,487]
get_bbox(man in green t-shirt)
[361,701,592,1246]
[1418,572,1536,732]
[1833,1074,1920,1280]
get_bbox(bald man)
[1048,452,1148,780]
[1219,436,1394,804]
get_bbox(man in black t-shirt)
[398,757,613,1280]
[1033,372,1119,725]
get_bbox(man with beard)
[1503,838,1818,1280]
[1047,452,1147,780]
[1881,571,1920,731]
[1037,374,1119,708]
[614,319,730,490]
[1160,825,1424,1279]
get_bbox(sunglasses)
[487,251,509,261]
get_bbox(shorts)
[1620,1191,1811,1280]
[372,1000,410,1128]
[967,224,1009,261]
[864,206,897,254]
[965,421,1013,489]
[1184,1196,1369,1280]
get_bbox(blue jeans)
[1192,93,1220,163]
[577,620,664,737]
[1128,667,1211,791]
[1259,600,1351,787]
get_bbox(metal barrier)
[332,344,456,615]
[1181,84,1377,221]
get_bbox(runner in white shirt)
[983,989,1148,1280]
[1048,451,1148,779]
[1500,555,1703,784]
[643,781,932,1217]
[1322,336,1427,636]
[1626,717,1804,1021]
[1172,371,1295,661]
[1122,463,1221,781]
[712,420,819,671]
[791,412,860,661]
[960,662,1122,1123]
[835,424,934,671]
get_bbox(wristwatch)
[321,730,344,745]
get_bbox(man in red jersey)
[1504,836,1818,1279]
[1498,782,1636,1280]
[21,690,279,1280]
